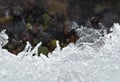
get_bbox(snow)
[0,23,120,82]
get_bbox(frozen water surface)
[0,23,120,82]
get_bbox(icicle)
[50,40,61,58]
[24,42,32,52]
[18,41,32,58]
[55,40,61,51]
[18,42,41,58]
[27,42,42,57]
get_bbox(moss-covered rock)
[47,39,57,51]
[38,46,49,56]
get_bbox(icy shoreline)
[0,23,120,82]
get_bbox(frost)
[0,29,8,48]
[76,26,102,44]
[0,23,120,82]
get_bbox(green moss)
[38,46,49,55]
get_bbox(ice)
[0,23,120,82]
[76,26,102,44]
[0,29,8,48]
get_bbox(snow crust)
[0,23,120,82]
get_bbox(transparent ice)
[0,23,120,82]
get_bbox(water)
[0,23,120,82]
